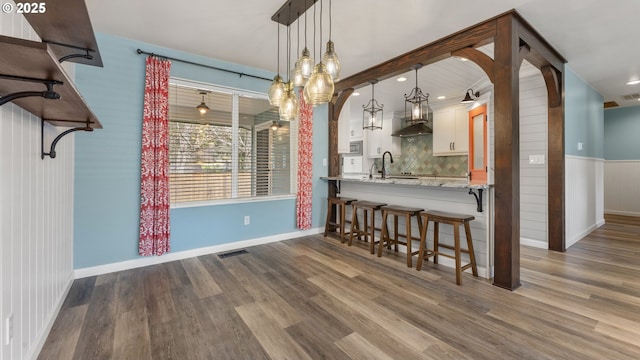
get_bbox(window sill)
[170,194,296,209]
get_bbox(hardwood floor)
[39,219,640,359]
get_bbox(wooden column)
[542,66,565,252]
[492,14,521,290]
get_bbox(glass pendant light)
[303,0,334,106]
[292,13,306,87]
[279,5,299,121]
[296,0,314,80]
[196,91,210,115]
[268,16,285,106]
[322,0,340,80]
[280,81,299,121]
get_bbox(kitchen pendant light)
[362,80,383,130]
[268,16,285,106]
[322,0,340,81]
[404,64,429,121]
[196,91,210,115]
[303,0,334,105]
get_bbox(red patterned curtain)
[139,56,171,256]
[296,90,313,229]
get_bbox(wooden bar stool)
[324,197,357,243]
[348,200,386,254]
[417,210,478,285]
[377,205,423,267]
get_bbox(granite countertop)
[322,175,491,189]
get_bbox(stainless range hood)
[391,121,432,137]
[391,108,433,137]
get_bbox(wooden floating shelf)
[16,0,103,67]
[0,35,102,129]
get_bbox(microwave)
[347,140,363,156]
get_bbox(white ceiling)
[86,0,640,111]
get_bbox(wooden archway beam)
[451,47,495,84]
[541,66,561,107]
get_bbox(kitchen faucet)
[381,151,394,179]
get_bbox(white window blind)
[168,81,296,204]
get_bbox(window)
[168,80,297,205]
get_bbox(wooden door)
[468,104,487,184]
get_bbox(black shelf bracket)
[41,118,93,159]
[43,40,95,63]
[0,74,62,106]
[468,188,484,212]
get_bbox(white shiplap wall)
[604,160,640,216]
[519,72,549,248]
[1,13,75,360]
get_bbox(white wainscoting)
[565,156,605,248]
[0,15,76,360]
[604,160,640,217]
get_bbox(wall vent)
[620,93,640,101]
[218,249,248,258]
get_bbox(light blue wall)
[564,66,604,158]
[74,33,327,268]
[604,105,640,160]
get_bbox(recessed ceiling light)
[458,57,469,62]
[352,92,360,96]
[626,80,640,85]
[437,95,446,100]
[396,77,407,82]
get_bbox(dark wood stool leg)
[324,198,332,237]
[369,208,376,254]
[433,222,440,264]
[464,221,478,276]
[453,223,462,285]
[416,215,429,271]
[348,205,357,246]
[405,214,412,267]
[378,209,389,257]
[339,203,346,243]
[393,215,399,252]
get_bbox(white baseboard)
[605,210,640,217]
[520,237,548,249]
[74,227,323,279]
[567,221,604,248]
[28,272,75,360]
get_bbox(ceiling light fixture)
[362,80,383,130]
[404,64,429,121]
[626,79,640,85]
[352,92,360,96]
[322,0,340,81]
[279,3,299,121]
[303,0,334,106]
[396,77,407,82]
[295,0,314,83]
[268,15,285,106]
[271,120,281,131]
[437,95,446,100]
[196,91,210,115]
[461,89,480,103]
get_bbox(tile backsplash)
[374,135,468,176]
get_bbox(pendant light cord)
[296,12,300,56]
[304,0,308,48]
[329,0,332,41]
[319,0,323,57]
[313,0,316,60]
[276,15,280,76]
[287,3,292,81]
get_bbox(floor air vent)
[218,249,248,258]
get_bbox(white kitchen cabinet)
[349,118,364,140]
[366,112,401,158]
[433,106,469,156]
[338,98,351,154]
[342,156,363,174]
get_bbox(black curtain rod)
[136,49,272,82]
